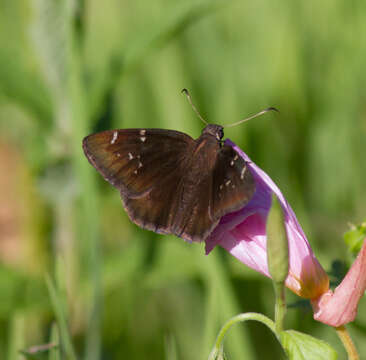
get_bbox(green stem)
[208,313,276,360]
[335,325,359,360]
[273,282,286,333]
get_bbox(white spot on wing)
[128,152,133,160]
[138,161,143,168]
[140,137,146,142]
[116,153,121,157]
[134,170,138,174]
[140,129,146,136]
[234,155,239,161]
[111,131,118,144]
[219,184,223,190]
[240,166,246,180]
[225,180,231,186]
[230,160,234,166]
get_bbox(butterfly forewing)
[83,129,194,196]
[83,128,197,236]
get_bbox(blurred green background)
[0,0,365,359]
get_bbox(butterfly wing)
[83,130,256,242]
[174,144,256,242]
[211,144,256,220]
[173,170,216,242]
[83,129,195,234]
[83,129,194,195]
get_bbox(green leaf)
[344,222,366,255]
[280,330,337,360]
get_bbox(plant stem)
[208,313,276,360]
[335,325,359,360]
[273,282,286,333]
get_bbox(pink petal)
[311,239,366,327]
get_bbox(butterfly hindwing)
[176,172,216,242]
[121,168,187,237]
[212,145,255,220]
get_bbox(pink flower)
[205,140,366,327]
[205,140,329,299]
[311,239,366,327]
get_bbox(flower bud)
[311,239,366,326]
[266,195,289,283]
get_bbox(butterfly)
[82,90,276,242]
[82,124,255,242]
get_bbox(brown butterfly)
[82,90,276,242]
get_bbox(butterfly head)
[202,124,224,141]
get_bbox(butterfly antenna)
[181,88,208,125]
[225,107,279,128]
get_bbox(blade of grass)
[6,312,25,360]
[123,0,229,73]
[68,50,102,360]
[31,1,103,358]
[164,334,178,360]
[86,0,231,127]
[45,274,77,360]
[49,323,61,360]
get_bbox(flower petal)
[311,239,366,327]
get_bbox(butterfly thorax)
[176,126,224,227]
[192,127,223,168]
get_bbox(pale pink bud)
[311,239,366,326]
